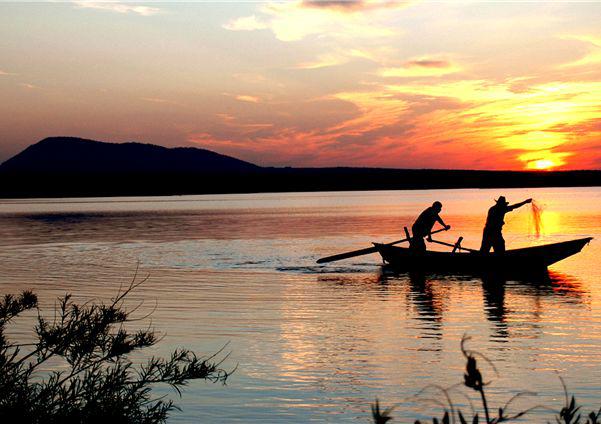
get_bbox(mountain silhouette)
[0,137,258,174]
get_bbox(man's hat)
[495,196,508,205]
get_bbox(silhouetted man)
[480,196,532,254]
[411,201,450,252]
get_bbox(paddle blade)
[316,246,378,263]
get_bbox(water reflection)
[547,270,587,299]
[406,272,444,340]
[481,275,509,339]
[349,268,589,345]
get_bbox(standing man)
[411,201,451,252]
[480,196,532,253]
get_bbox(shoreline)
[2,168,600,199]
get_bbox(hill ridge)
[0,136,259,174]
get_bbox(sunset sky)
[1,1,600,170]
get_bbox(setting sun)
[528,159,558,170]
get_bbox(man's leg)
[493,235,506,253]
[490,233,505,253]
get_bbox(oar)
[428,238,479,253]
[316,227,448,264]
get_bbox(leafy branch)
[0,273,232,423]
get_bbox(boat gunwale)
[373,237,593,258]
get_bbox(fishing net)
[530,200,544,238]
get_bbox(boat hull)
[374,237,592,275]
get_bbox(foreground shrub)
[372,336,601,424]
[0,275,231,423]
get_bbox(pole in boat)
[428,237,478,253]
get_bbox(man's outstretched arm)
[508,198,532,211]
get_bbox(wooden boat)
[374,237,592,274]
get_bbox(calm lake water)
[1,188,600,422]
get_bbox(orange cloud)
[141,97,181,106]
[301,0,368,12]
[558,34,601,69]
[300,0,409,13]
[294,46,397,71]
[19,83,39,89]
[295,48,376,69]
[73,1,160,16]
[222,15,268,31]
[406,59,451,68]
[389,79,600,168]
[191,71,600,170]
[235,95,261,103]
[224,1,400,42]
[380,58,462,78]
[296,53,349,69]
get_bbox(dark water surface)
[1,188,600,422]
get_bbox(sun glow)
[528,159,558,170]
[519,150,572,170]
[538,210,561,236]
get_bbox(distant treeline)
[1,168,600,198]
